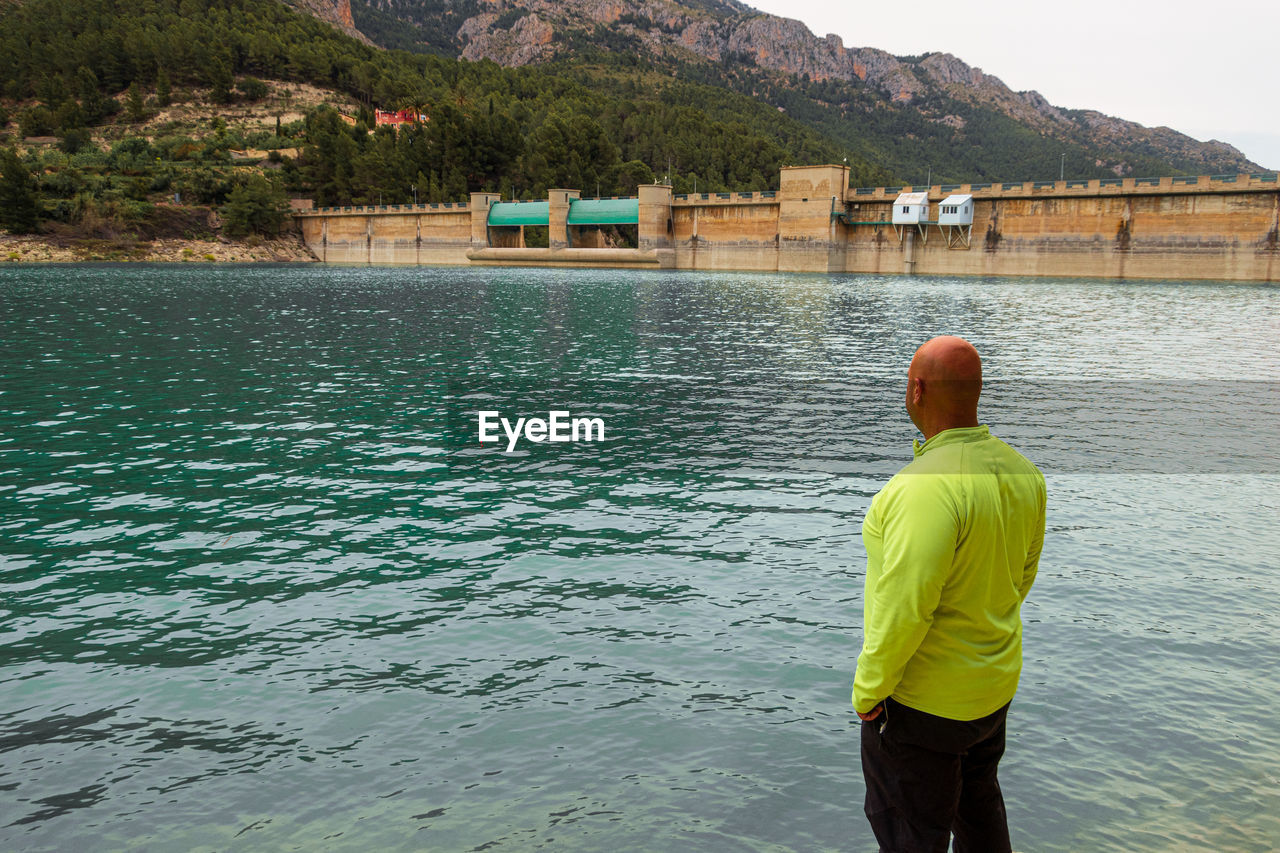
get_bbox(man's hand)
[857,703,883,722]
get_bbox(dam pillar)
[470,192,500,250]
[548,188,580,250]
[777,164,850,273]
[638,184,675,267]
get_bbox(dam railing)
[295,172,1279,220]
[845,172,1277,202]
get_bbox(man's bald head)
[905,336,982,439]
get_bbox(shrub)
[246,131,289,150]
[53,101,85,134]
[42,164,88,197]
[154,135,203,162]
[107,137,156,172]
[0,148,40,233]
[220,174,289,238]
[60,127,94,155]
[70,150,109,169]
[173,164,234,204]
[237,77,269,101]
[18,105,55,138]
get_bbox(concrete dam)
[295,165,1280,281]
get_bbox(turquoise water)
[2,264,1278,852]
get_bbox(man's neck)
[918,417,980,442]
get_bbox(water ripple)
[1,265,1277,851]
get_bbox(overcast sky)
[747,0,1279,170]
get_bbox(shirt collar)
[912,424,990,458]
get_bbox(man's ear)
[911,377,924,406]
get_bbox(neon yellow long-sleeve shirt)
[853,425,1046,721]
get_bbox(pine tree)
[221,175,289,237]
[0,148,40,234]
[156,69,172,108]
[209,61,234,105]
[126,82,148,123]
[75,66,107,123]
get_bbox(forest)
[0,0,891,238]
[0,0,1210,241]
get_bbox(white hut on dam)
[938,194,973,225]
[938,193,974,248]
[892,191,930,225]
[892,191,931,243]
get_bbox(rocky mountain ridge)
[304,0,1260,173]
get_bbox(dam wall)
[298,203,473,265]
[834,172,1280,281]
[296,165,1279,281]
[672,193,779,271]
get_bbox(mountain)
[282,0,373,44]
[0,0,1260,228]
[341,0,1260,180]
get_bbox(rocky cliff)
[425,0,1252,170]
[284,0,373,44]
[324,0,1260,173]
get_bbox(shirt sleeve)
[853,476,959,713]
[1019,475,1047,601]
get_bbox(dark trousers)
[861,696,1012,853]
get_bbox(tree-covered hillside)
[0,0,887,227]
[0,0,1258,249]
[350,0,1259,183]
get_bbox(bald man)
[853,336,1046,853]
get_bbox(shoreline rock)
[0,232,319,264]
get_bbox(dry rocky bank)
[0,230,317,264]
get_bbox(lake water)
[2,264,1278,852]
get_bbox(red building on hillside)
[375,109,427,127]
